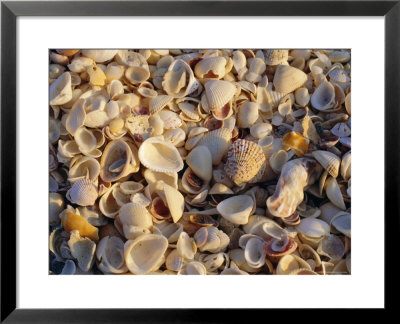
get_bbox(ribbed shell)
[138,136,184,173]
[149,95,173,114]
[273,65,307,94]
[198,128,232,165]
[194,56,227,79]
[312,150,340,178]
[204,80,236,110]
[224,139,266,185]
[264,49,289,66]
[66,178,98,206]
[119,202,153,229]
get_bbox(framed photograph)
[1,0,396,321]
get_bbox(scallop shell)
[195,56,227,79]
[264,49,289,65]
[81,50,118,63]
[96,236,128,274]
[224,139,266,185]
[198,128,232,165]
[66,178,98,207]
[216,195,254,225]
[100,139,140,182]
[50,72,72,105]
[311,81,336,111]
[204,80,237,110]
[267,158,322,218]
[325,176,346,210]
[237,102,259,128]
[162,59,199,98]
[68,230,96,272]
[273,65,307,94]
[312,150,340,178]
[138,136,184,173]
[124,234,168,275]
[186,145,212,182]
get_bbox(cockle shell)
[276,254,312,275]
[50,72,73,106]
[66,178,98,206]
[81,50,118,63]
[68,156,100,184]
[312,150,340,178]
[267,158,322,218]
[273,65,307,94]
[165,249,184,271]
[246,57,266,83]
[224,139,266,185]
[325,176,346,210]
[149,95,173,114]
[237,102,259,128]
[177,232,197,260]
[195,56,227,79]
[198,128,232,165]
[162,59,199,98]
[216,195,254,225]
[264,49,289,66]
[311,81,336,111]
[186,145,212,182]
[124,234,168,274]
[100,139,140,182]
[178,261,207,275]
[296,218,330,238]
[61,210,99,241]
[119,202,153,240]
[194,226,230,253]
[96,236,128,274]
[68,230,96,272]
[204,80,237,110]
[138,136,184,173]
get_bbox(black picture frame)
[1,0,397,321]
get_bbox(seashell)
[276,254,312,275]
[68,156,100,184]
[74,126,97,154]
[68,230,96,272]
[325,176,346,210]
[341,151,351,181]
[66,178,98,206]
[49,63,66,80]
[311,81,336,111]
[263,236,297,257]
[195,56,227,79]
[246,57,266,83]
[267,158,322,218]
[158,110,182,130]
[186,145,212,182]
[61,210,99,241]
[331,212,351,237]
[149,95,173,114]
[294,87,310,107]
[250,122,273,139]
[124,234,168,274]
[204,80,237,110]
[105,62,125,82]
[143,169,178,189]
[264,49,289,66]
[50,72,73,106]
[296,218,330,238]
[96,236,128,274]
[331,122,351,137]
[282,131,309,157]
[327,50,350,63]
[273,65,307,94]
[317,235,345,262]
[81,50,118,63]
[269,149,288,173]
[178,261,207,275]
[162,59,199,98]
[177,232,197,260]
[138,136,184,173]
[49,192,64,226]
[243,237,266,268]
[100,139,140,182]
[59,260,77,275]
[312,150,340,178]
[155,222,183,243]
[345,92,351,115]
[216,195,254,225]
[87,65,107,86]
[158,181,185,223]
[119,202,153,239]
[209,183,234,195]
[165,249,184,271]
[194,226,229,253]
[232,50,247,73]
[198,128,232,165]
[298,243,321,268]
[56,49,79,56]
[237,102,259,128]
[224,139,266,185]
[107,80,124,100]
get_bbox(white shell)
[296,218,330,238]
[216,195,254,225]
[273,65,307,94]
[237,102,259,128]
[195,56,227,79]
[325,176,346,210]
[312,150,340,178]
[50,72,72,105]
[68,230,95,272]
[198,128,232,165]
[66,178,98,206]
[204,80,237,110]
[311,81,336,111]
[177,232,197,260]
[186,145,213,182]
[341,151,351,181]
[96,236,128,274]
[244,237,266,268]
[162,59,199,98]
[81,50,118,63]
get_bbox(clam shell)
[317,235,345,262]
[264,49,289,65]
[162,182,185,223]
[68,230,96,272]
[50,72,72,106]
[345,92,351,115]
[177,232,197,260]
[143,169,178,189]
[198,128,232,165]
[149,95,173,114]
[49,192,64,226]
[331,212,351,237]
[194,226,229,253]
[74,127,97,154]
[162,59,199,98]
[296,218,330,238]
[216,195,254,225]
[294,87,310,107]
[68,156,100,184]
[237,102,259,128]
[66,99,86,136]
[178,261,207,275]
[66,178,98,207]
[100,139,140,182]
[138,136,184,173]
[276,254,312,275]
[186,145,212,182]
[99,184,120,218]
[312,150,340,178]
[124,234,168,274]
[165,249,184,271]
[204,80,236,110]
[224,139,266,185]
[81,50,118,63]
[246,58,266,83]
[250,122,272,139]
[209,183,234,195]
[311,81,336,111]
[244,237,266,268]
[119,202,153,231]
[96,236,128,274]
[331,122,351,137]
[325,176,346,210]
[158,110,182,129]
[195,56,227,79]
[273,65,307,94]
[269,149,288,173]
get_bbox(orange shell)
[61,210,99,241]
[56,49,79,56]
[282,131,309,156]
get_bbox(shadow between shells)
[49,49,351,276]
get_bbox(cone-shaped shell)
[216,195,254,225]
[198,128,232,165]
[81,50,118,63]
[224,139,266,185]
[124,234,168,274]
[204,80,237,110]
[149,95,173,114]
[186,145,212,182]
[50,72,72,105]
[273,65,307,94]
[312,150,340,178]
[311,81,335,111]
[66,178,98,206]
[138,136,184,173]
[100,139,139,182]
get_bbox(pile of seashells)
[49,49,351,275]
